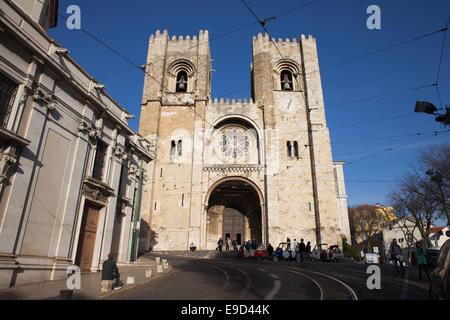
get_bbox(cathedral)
[138,29,350,251]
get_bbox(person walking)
[306,241,311,260]
[232,238,238,251]
[245,240,251,256]
[388,239,405,276]
[414,241,430,281]
[267,243,274,257]
[101,253,121,293]
[226,237,231,252]
[298,239,306,262]
[286,237,291,251]
[217,238,224,252]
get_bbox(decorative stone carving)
[82,176,114,205]
[32,87,56,111]
[0,146,19,186]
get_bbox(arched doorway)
[205,178,263,249]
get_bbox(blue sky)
[49,0,450,213]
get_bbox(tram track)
[282,265,358,300]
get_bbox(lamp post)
[426,169,450,227]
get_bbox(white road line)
[270,273,280,280]
[257,267,266,272]
[264,279,281,300]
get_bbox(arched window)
[176,71,188,92]
[281,70,293,91]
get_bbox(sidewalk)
[0,257,172,300]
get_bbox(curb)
[97,266,174,300]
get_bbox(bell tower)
[251,33,343,247]
[138,30,212,251]
[139,29,212,139]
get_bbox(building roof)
[430,226,445,234]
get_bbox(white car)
[365,253,380,264]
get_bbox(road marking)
[257,267,266,272]
[199,261,231,300]
[270,273,279,280]
[264,279,281,300]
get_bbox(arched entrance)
[205,178,264,249]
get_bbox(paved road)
[107,254,429,300]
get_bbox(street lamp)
[414,101,450,126]
[426,169,450,227]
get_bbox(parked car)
[237,244,267,260]
[429,239,450,300]
[273,242,296,261]
[311,244,343,262]
[365,253,380,264]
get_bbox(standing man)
[298,239,307,262]
[101,253,121,293]
[306,241,312,260]
[287,237,291,251]
[218,238,224,252]
[232,238,238,251]
[226,237,231,252]
[414,241,430,281]
[388,239,405,276]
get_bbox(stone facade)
[0,0,153,289]
[139,30,350,251]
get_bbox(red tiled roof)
[430,226,445,233]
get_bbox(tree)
[388,142,449,248]
[348,204,392,254]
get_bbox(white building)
[0,0,154,289]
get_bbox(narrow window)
[287,141,292,157]
[177,140,182,156]
[160,168,163,178]
[0,72,18,128]
[92,140,107,181]
[281,70,293,91]
[293,141,299,157]
[176,71,188,92]
[171,140,176,157]
[182,193,184,207]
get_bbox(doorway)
[75,201,102,271]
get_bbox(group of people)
[265,238,312,261]
[217,237,239,252]
[388,238,431,281]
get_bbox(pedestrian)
[217,238,223,252]
[414,241,430,281]
[267,243,274,257]
[244,240,251,257]
[298,239,306,262]
[250,239,257,257]
[294,239,298,249]
[226,237,230,252]
[306,241,311,260]
[286,237,291,250]
[101,253,121,293]
[388,239,405,276]
[190,243,197,252]
[232,239,238,251]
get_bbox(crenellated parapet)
[208,97,257,107]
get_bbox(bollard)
[145,269,152,278]
[155,257,161,265]
[162,259,167,264]
[127,277,136,285]
[163,263,169,270]
[157,264,163,273]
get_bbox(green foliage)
[342,236,359,260]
